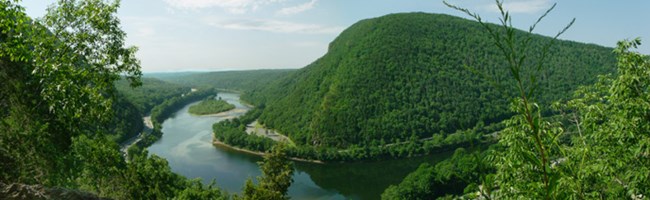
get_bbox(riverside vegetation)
[381,1,650,199]
[2,0,648,199]
[213,12,615,161]
[188,96,236,115]
[0,1,293,199]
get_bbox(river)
[148,92,455,199]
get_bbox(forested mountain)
[115,77,190,114]
[107,78,190,143]
[107,95,144,143]
[149,69,296,92]
[244,13,616,149]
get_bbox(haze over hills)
[149,69,297,93]
[243,12,616,149]
[6,0,650,198]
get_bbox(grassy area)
[188,98,235,115]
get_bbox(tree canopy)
[243,12,615,150]
[383,2,650,198]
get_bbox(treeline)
[242,12,616,150]
[136,88,217,147]
[213,107,501,161]
[108,77,190,144]
[382,3,650,198]
[188,96,235,115]
[381,148,494,199]
[115,77,191,114]
[107,95,144,143]
[150,69,296,92]
[213,107,276,152]
[0,0,231,199]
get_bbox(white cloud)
[277,0,317,15]
[135,27,156,37]
[485,0,551,14]
[165,0,284,13]
[122,16,172,39]
[206,18,343,34]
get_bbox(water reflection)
[148,92,454,199]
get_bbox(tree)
[0,0,140,185]
[558,38,650,198]
[444,1,650,199]
[445,0,573,198]
[237,144,294,200]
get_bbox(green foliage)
[71,135,128,199]
[236,145,294,200]
[426,1,650,199]
[151,88,216,126]
[441,1,575,198]
[189,96,236,115]
[135,88,216,148]
[0,1,231,199]
[107,94,144,143]
[175,179,229,200]
[151,69,296,93]
[381,148,494,200]
[115,77,191,113]
[124,150,229,200]
[213,108,276,152]
[0,0,139,185]
[551,38,650,198]
[214,113,494,161]
[245,12,615,150]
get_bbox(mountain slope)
[245,13,616,148]
[115,77,190,113]
[150,69,296,93]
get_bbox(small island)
[188,95,236,115]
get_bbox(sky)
[21,0,650,72]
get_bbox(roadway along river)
[148,92,455,199]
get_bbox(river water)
[148,92,454,199]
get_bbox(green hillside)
[150,69,296,92]
[115,77,191,114]
[244,13,616,149]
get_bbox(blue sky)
[22,0,650,72]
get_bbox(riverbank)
[245,120,293,144]
[120,116,153,157]
[212,137,325,164]
[148,92,474,199]
[188,98,236,115]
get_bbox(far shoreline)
[188,98,237,116]
[211,136,325,164]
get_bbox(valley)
[3,1,649,199]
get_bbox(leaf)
[522,150,542,168]
[548,172,560,197]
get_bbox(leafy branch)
[444,0,574,198]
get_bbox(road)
[120,116,153,157]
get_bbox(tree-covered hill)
[244,12,616,149]
[149,69,296,93]
[115,77,191,114]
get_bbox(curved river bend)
[148,92,454,199]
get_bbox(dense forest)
[380,2,650,199]
[107,77,190,144]
[188,95,236,115]
[2,0,649,199]
[0,1,293,199]
[106,95,144,143]
[115,77,191,114]
[242,13,616,151]
[150,69,296,93]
